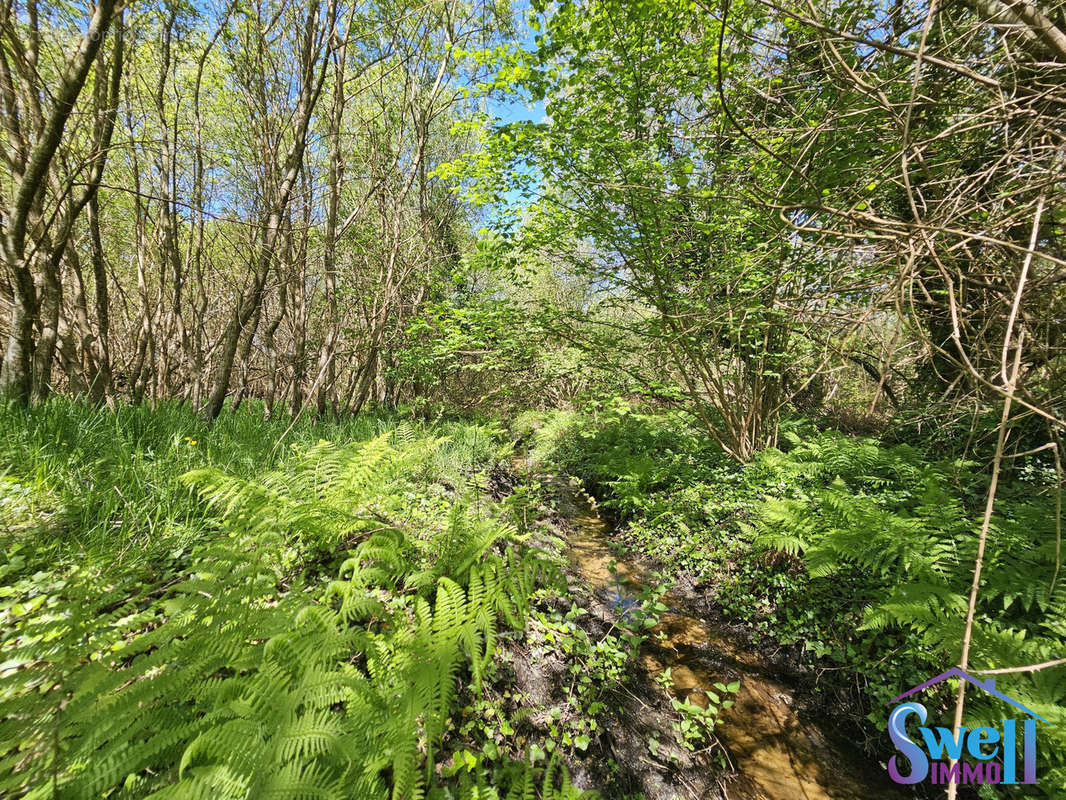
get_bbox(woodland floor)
[1,402,1058,799]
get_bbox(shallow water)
[565,495,904,800]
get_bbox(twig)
[946,330,1024,800]
[971,658,1066,675]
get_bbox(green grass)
[8,398,1062,796]
[0,400,592,800]
[0,399,505,567]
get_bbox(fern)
[749,431,1066,786]
[0,431,578,800]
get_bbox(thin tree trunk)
[204,0,334,419]
[87,192,112,403]
[0,0,118,401]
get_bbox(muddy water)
[565,493,902,800]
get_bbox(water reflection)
[564,492,901,800]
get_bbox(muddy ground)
[486,466,914,799]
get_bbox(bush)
[525,402,1066,794]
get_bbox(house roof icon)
[888,667,1050,724]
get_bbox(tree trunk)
[0,0,118,401]
[204,0,333,420]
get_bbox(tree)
[468,0,803,459]
[0,0,123,401]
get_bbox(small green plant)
[527,406,1066,790]
[0,405,595,799]
[656,669,740,752]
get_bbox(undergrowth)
[517,401,1066,796]
[0,400,593,799]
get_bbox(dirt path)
[560,485,907,800]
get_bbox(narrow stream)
[563,490,904,800]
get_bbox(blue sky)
[481,5,547,215]
[486,93,545,215]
